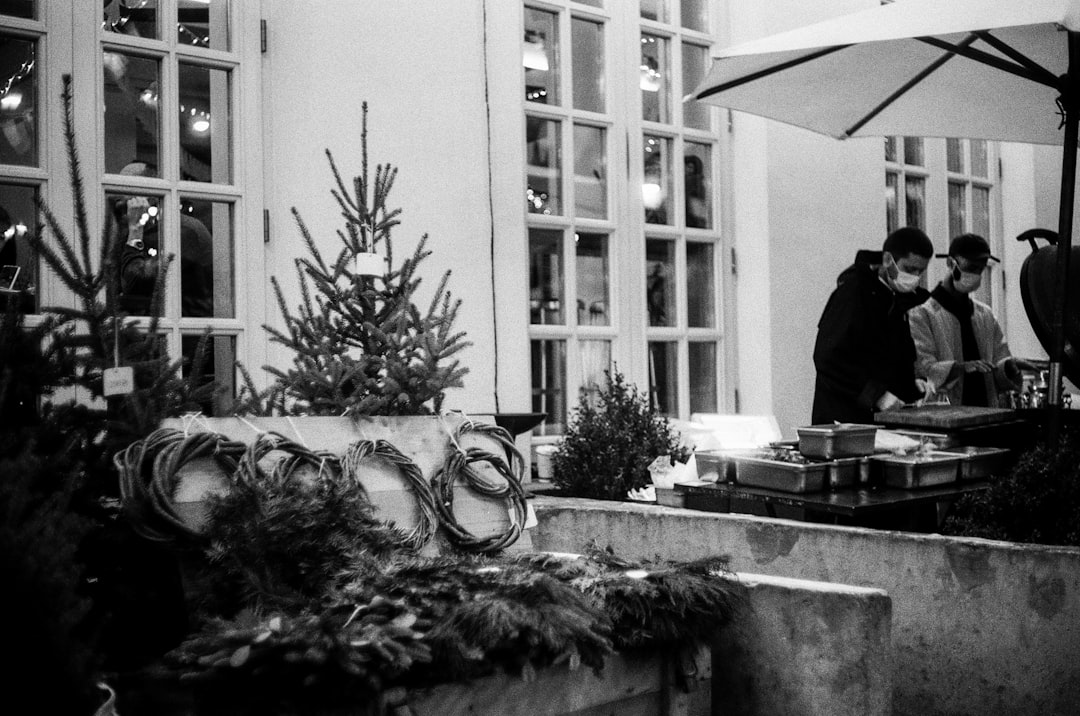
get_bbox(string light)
[0,46,35,102]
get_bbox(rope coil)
[342,438,438,550]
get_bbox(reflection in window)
[684,141,711,228]
[527,117,562,215]
[646,238,675,327]
[576,232,609,326]
[905,176,926,230]
[532,339,567,435]
[0,182,37,312]
[971,139,988,178]
[103,0,159,39]
[0,35,37,167]
[681,43,710,131]
[686,242,714,328]
[580,340,611,406]
[524,8,558,104]
[948,181,966,239]
[574,124,606,219]
[973,186,990,237]
[648,341,677,415]
[108,189,164,316]
[181,334,235,417]
[640,33,670,123]
[179,63,231,183]
[884,136,897,163]
[681,0,708,32]
[572,17,604,113]
[885,172,899,234]
[903,136,924,166]
[0,1,34,19]
[180,197,233,318]
[946,138,964,173]
[529,228,563,325]
[640,0,667,22]
[178,0,230,51]
[643,134,672,225]
[103,52,161,175]
[689,342,717,414]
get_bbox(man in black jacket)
[812,227,935,424]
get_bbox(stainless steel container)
[734,455,828,493]
[870,452,962,488]
[935,446,1011,480]
[797,423,879,459]
[825,456,862,489]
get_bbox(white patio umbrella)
[694,0,1080,440]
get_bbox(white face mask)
[950,260,983,294]
[892,269,921,293]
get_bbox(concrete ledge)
[716,573,892,716]
[531,497,1080,716]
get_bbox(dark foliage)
[944,427,1080,546]
[553,368,691,500]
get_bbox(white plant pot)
[354,251,386,277]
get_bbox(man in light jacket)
[908,233,1026,407]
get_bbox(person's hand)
[876,391,904,411]
[960,360,994,374]
[999,357,1024,388]
[915,378,936,402]
[125,196,150,229]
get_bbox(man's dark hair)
[882,226,933,260]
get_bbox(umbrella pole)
[1048,32,1080,445]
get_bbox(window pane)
[529,228,564,325]
[576,232,609,326]
[684,141,711,228]
[686,241,714,327]
[905,176,925,230]
[948,181,966,239]
[0,1,34,19]
[681,43,710,130]
[0,181,37,312]
[971,139,989,178]
[640,0,667,22]
[103,0,159,39]
[648,341,677,416]
[574,124,606,219]
[579,339,611,406]
[108,189,164,316]
[902,136,923,166]
[524,8,558,105]
[884,136,897,163]
[180,197,233,318]
[103,52,160,176]
[0,35,36,167]
[973,185,990,238]
[532,339,567,435]
[181,334,235,417]
[946,138,964,173]
[641,33,670,123]
[527,117,561,215]
[571,17,604,113]
[885,172,899,234]
[689,342,717,414]
[646,238,675,326]
[179,63,231,183]
[178,0,230,51]
[643,134,672,224]
[681,0,708,32]
[576,0,603,6]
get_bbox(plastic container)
[797,423,879,459]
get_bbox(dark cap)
[936,233,1000,263]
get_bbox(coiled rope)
[341,438,438,550]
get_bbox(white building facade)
[1,0,1061,439]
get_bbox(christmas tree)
[239,102,471,417]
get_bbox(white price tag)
[103,366,135,396]
[524,502,538,529]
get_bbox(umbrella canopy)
[695,0,1078,144]
[694,0,1080,439]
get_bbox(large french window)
[1,1,262,414]
[885,135,1002,312]
[524,0,725,434]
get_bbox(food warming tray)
[734,455,828,493]
[797,423,879,459]
[870,452,962,488]
[935,446,1011,480]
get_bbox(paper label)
[103,366,135,396]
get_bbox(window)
[946,138,997,306]
[885,136,927,233]
[524,0,724,433]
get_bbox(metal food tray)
[734,455,828,493]
[695,448,783,483]
[935,446,1012,480]
[825,456,867,489]
[797,423,879,459]
[870,451,962,489]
